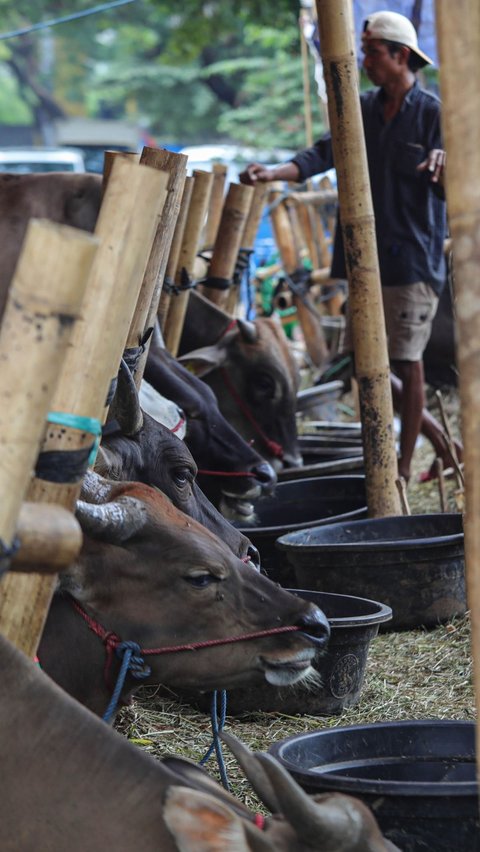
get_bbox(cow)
[144,343,277,520]
[98,361,260,562]
[37,474,330,718]
[0,172,102,320]
[0,634,397,851]
[175,290,302,471]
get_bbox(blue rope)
[102,641,151,724]
[47,411,102,465]
[199,689,229,790]
[0,0,139,41]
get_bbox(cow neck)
[66,594,301,722]
[213,320,285,461]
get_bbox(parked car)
[0,146,86,173]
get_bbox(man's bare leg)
[390,371,463,476]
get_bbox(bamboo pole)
[226,182,269,315]
[126,147,187,386]
[435,0,480,784]
[200,183,254,309]
[164,169,213,356]
[203,163,228,250]
[158,176,194,333]
[0,220,97,582]
[102,150,139,189]
[11,503,83,570]
[315,0,400,516]
[269,182,329,367]
[0,158,167,655]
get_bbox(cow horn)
[254,752,360,849]
[236,319,258,344]
[107,358,144,436]
[220,732,280,815]
[80,470,117,505]
[75,496,148,543]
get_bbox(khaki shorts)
[341,282,439,363]
[382,282,439,362]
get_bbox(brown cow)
[176,291,302,471]
[38,475,330,718]
[0,633,397,851]
[0,171,102,319]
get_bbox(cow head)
[42,479,329,716]
[144,346,277,521]
[98,361,260,564]
[178,315,302,471]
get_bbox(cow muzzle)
[260,605,330,686]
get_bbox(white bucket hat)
[362,10,433,67]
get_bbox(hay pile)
[116,384,474,800]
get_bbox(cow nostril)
[252,462,277,488]
[296,607,331,648]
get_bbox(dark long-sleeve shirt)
[291,81,447,294]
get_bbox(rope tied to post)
[163,267,197,296]
[36,412,102,481]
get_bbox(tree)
[0,0,321,146]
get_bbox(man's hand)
[417,148,446,185]
[239,163,274,185]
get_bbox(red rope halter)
[70,597,301,687]
[219,368,284,460]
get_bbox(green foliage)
[0,0,323,145]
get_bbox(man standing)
[240,11,450,483]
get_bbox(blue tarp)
[352,1,437,67]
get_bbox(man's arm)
[239,135,334,186]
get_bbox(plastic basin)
[276,513,465,629]
[269,720,478,852]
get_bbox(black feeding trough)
[276,513,465,629]
[269,720,479,852]
[213,589,392,716]
[278,454,364,482]
[236,476,368,585]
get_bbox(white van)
[0,147,86,173]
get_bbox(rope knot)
[116,640,151,680]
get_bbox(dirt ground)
[116,382,473,803]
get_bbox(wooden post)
[203,163,228,249]
[435,0,480,781]
[0,220,97,579]
[269,182,329,367]
[11,503,83,571]
[0,158,167,655]
[102,150,139,189]
[315,0,400,516]
[158,176,194,333]
[226,182,269,315]
[200,183,254,309]
[126,147,187,386]
[164,169,213,356]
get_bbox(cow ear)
[164,787,251,852]
[178,344,228,377]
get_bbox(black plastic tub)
[269,720,479,852]
[236,476,367,585]
[210,590,392,716]
[276,513,465,629]
[298,433,363,450]
[278,456,364,482]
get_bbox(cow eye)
[172,466,193,487]
[185,573,216,588]
[251,372,275,398]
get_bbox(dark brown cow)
[0,172,102,319]
[144,344,277,520]
[177,291,302,471]
[0,634,397,851]
[38,476,329,718]
[99,361,260,560]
